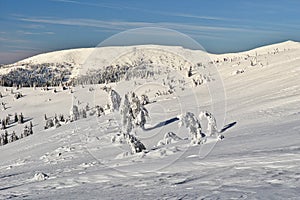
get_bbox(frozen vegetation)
[0,41,300,199]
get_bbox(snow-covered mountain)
[0,41,300,199]
[1,41,299,86]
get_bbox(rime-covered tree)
[199,111,218,137]
[96,105,105,117]
[117,92,147,153]
[140,94,150,105]
[1,119,6,130]
[120,94,131,132]
[14,113,18,123]
[108,89,121,112]
[126,134,146,154]
[44,118,54,129]
[180,112,205,144]
[9,131,18,142]
[2,131,8,145]
[23,125,30,137]
[81,109,87,118]
[187,66,193,77]
[70,105,80,121]
[135,108,147,129]
[18,113,24,124]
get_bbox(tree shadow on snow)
[219,121,237,133]
[144,117,179,131]
[23,117,33,123]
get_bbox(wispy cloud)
[22,24,45,29]
[51,0,131,10]
[17,30,55,35]
[157,12,232,21]
[0,36,29,43]
[17,16,278,35]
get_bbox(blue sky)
[1,0,300,64]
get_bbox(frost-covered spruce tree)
[70,105,80,121]
[2,131,8,145]
[117,92,147,153]
[128,92,148,129]
[81,109,87,118]
[199,111,218,137]
[129,92,140,118]
[135,108,147,129]
[179,112,205,144]
[108,89,121,112]
[18,113,24,124]
[23,125,31,137]
[14,113,18,123]
[126,134,146,154]
[140,94,150,105]
[9,131,18,142]
[95,105,105,117]
[44,118,54,129]
[1,119,6,130]
[120,93,131,131]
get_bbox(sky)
[1,0,300,64]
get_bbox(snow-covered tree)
[18,113,24,124]
[58,114,65,122]
[116,92,148,154]
[44,118,54,129]
[96,105,105,117]
[140,94,150,105]
[126,134,146,154]
[2,131,8,145]
[179,112,205,144]
[134,108,147,129]
[120,94,131,131]
[81,109,87,118]
[121,92,148,130]
[14,113,18,123]
[199,111,218,137]
[187,66,193,77]
[70,105,80,121]
[129,92,140,118]
[9,131,18,142]
[108,89,121,112]
[23,125,31,137]
[1,102,6,111]
[157,132,182,146]
[1,119,6,130]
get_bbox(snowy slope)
[0,41,300,199]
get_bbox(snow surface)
[0,41,300,199]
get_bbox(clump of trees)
[71,65,158,85]
[0,63,71,87]
[179,111,222,145]
[1,113,24,130]
[0,123,33,146]
[112,91,149,154]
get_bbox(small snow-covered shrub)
[33,172,49,181]
[14,92,23,100]
[111,133,126,144]
[157,132,182,146]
